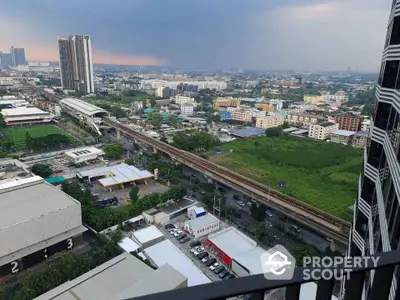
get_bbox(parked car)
[233,194,241,201]
[237,201,245,207]
[190,241,201,248]
[247,201,252,207]
[194,246,205,256]
[214,266,225,274]
[273,235,279,241]
[292,225,300,233]
[210,262,220,271]
[218,187,226,193]
[279,215,288,222]
[191,246,200,253]
[174,230,183,237]
[53,169,63,174]
[201,255,210,263]
[205,258,217,266]
[224,274,235,280]
[164,223,175,230]
[266,210,273,217]
[177,233,186,240]
[197,252,208,260]
[169,228,177,234]
[219,270,230,279]
[180,236,190,243]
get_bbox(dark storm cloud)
[0,0,392,70]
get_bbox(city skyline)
[0,0,392,71]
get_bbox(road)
[180,168,335,253]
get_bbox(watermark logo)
[261,244,296,280]
[261,244,380,281]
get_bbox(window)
[361,176,375,204]
[390,16,400,45]
[378,62,386,86]
[381,60,399,89]
[389,202,400,250]
[355,211,369,238]
[374,102,392,130]
[367,141,386,169]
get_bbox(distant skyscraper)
[0,52,13,69]
[10,47,27,66]
[57,35,94,94]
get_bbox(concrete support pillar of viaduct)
[153,147,158,154]
[116,129,121,139]
[207,178,213,184]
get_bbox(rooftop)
[316,122,336,127]
[33,252,187,300]
[132,225,164,246]
[233,246,268,275]
[230,127,266,138]
[1,107,49,116]
[60,98,108,117]
[208,227,257,259]
[331,130,356,137]
[185,213,219,230]
[118,237,140,253]
[145,239,211,287]
[354,130,369,137]
[65,147,104,159]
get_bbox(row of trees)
[6,231,122,300]
[25,132,71,150]
[147,112,180,127]
[172,131,220,151]
[97,104,127,118]
[148,154,183,184]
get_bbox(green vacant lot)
[93,93,147,107]
[209,135,363,219]
[3,125,75,149]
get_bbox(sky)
[0,0,392,71]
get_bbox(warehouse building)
[59,98,110,135]
[76,163,153,188]
[131,225,165,249]
[0,160,86,279]
[34,252,187,300]
[205,227,257,265]
[1,107,52,125]
[64,147,104,164]
[184,213,220,238]
[145,239,211,286]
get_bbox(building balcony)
[129,249,400,300]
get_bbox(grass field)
[3,125,76,149]
[209,135,363,219]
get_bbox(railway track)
[104,118,351,242]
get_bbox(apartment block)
[213,98,241,109]
[308,122,339,140]
[255,103,275,112]
[303,95,324,105]
[256,115,284,129]
[231,108,252,123]
[333,113,363,131]
[286,113,325,127]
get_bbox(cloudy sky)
[0,0,392,71]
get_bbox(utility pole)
[213,194,216,216]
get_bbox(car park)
[190,241,201,248]
[214,266,225,274]
[210,262,220,271]
[219,270,230,279]
[180,236,190,243]
[205,258,217,266]
[197,252,208,260]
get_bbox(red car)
[53,169,64,174]
[279,215,288,222]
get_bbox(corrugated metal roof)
[60,98,107,117]
[118,237,140,252]
[145,239,211,286]
[0,181,82,258]
[331,130,355,137]
[208,227,257,259]
[233,246,267,275]
[33,252,186,300]
[132,225,164,245]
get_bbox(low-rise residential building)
[322,91,349,103]
[250,108,266,118]
[351,131,369,148]
[255,103,275,112]
[303,95,324,105]
[213,97,241,109]
[286,112,325,126]
[180,103,194,116]
[308,122,339,140]
[333,113,363,132]
[231,108,252,122]
[330,130,355,145]
[256,115,284,129]
[361,119,371,132]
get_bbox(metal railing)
[128,250,400,300]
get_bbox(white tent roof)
[145,239,211,286]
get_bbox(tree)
[104,143,124,159]
[0,114,5,127]
[168,114,179,127]
[148,112,163,127]
[250,202,266,222]
[281,122,290,129]
[361,103,374,116]
[31,163,52,178]
[129,185,139,202]
[292,245,319,267]
[255,224,266,241]
[150,95,156,107]
[266,126,283,137]
[0,138,14,150]
[125,158,135,165]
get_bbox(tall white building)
[57,35,95,94]
[180,103,194,116]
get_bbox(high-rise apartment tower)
[10,47,27,66]
[57,35,94,94]
[341,1,400,299]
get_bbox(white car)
[210,262,220,271]
[191,246,200,253]
[237,201,245,207]
[194,247,205,256]
[173,230,183,237]
[169,228,177,235]
[202,256,210,263]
